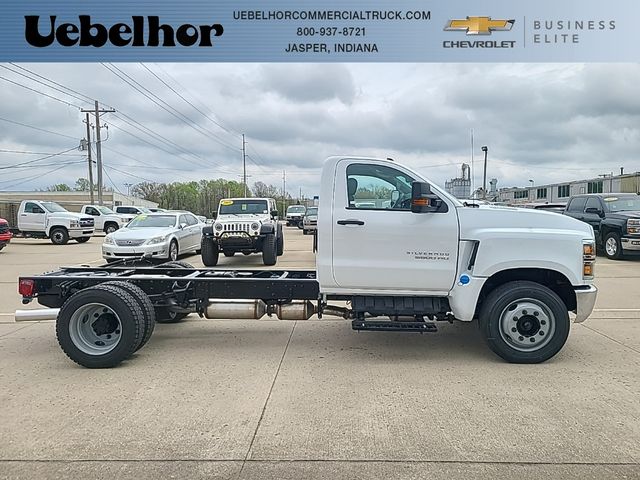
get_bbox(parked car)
[114,205,153,222]
[102,211,205,263]
[302,206,318,235]
[80,205,130,234]
[201,197,283,266]
[148,207,167,213]
[286,205,306,227]
[563,193,640,259]
[0,217,12,251]
[520,202,567,214]
[1,200,94,245]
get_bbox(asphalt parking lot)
[0,228,639,479]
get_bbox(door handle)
[337,219,365,226]
[20,214,27,216]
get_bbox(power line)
[0,74,81,109]
[8,63,96,104]
[0,162,79,188]
[0,148,80,155]
[0,146,80,170]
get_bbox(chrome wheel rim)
[68,303,122,355]
[52,231,64,243]
[499,299,555,352]
[605,237,617,256]
[106,226,116,234]
[170,242,178,261]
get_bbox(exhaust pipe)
[14,308,60,322]
[205,300,316,320]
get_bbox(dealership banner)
[0,0,637,61]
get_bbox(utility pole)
[83,113,95,204]
[282,170,286,214]
[124,183,133,196]
[481,145,488,200]
[81,101,115,205]
[242,134,247,197]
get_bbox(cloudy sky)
[0,63,639,197]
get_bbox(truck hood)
[216,214,268,223]
[48,212,87,221]
[606,210,640,220]
[459,205,594,239]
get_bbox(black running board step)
[351,320,438,332]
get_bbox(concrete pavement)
[0,228,638,479]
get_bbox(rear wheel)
[56,286,145,368]
[604,232,623,260]
[201,238,219,266]
[153,261,193,323]
[104,223,118,234]
[50,227,69,245]
[75,237,90,243]
[478,281,570,364]
[262,233,277,266]
[223,251,235,257]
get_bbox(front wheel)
[262,233,277,266]
[50,227,69,245]
[201,237,219,266]
[478,281,570,364]
[168,240,179,261]
[75,237,91,243]
[104,224,118,234]
[604,232,623,260]
[223,251,235,257]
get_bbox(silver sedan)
[102,212,204,263]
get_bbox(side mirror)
[585,207,603,216]
[179,223,187,230]
[411,182,442,213]
[211,212,217,220]
[271,209,279,218]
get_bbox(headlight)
[583,241,596,279]
[70,221,79,228]
[147,235,168,245]
[251,222,259,230]
[104,235,114,245]
[120,217,129,223]
[627,219,640,235]
[214,223,223,231]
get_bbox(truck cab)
[81,205,129,234]
[114,205,153,222]
[286,205,306,227]
[16,200,95,245]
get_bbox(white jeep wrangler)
[201,197,284,266]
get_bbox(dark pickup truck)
[563,193,640,259]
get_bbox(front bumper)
[303,222,317,231]
[574,285,597,323]
[68,227,95,238]
[102,241,170,259]
[214,231,260,249]
[621,236,640,252]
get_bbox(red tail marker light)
[19,279,36,297]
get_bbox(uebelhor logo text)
[24,16,224,48]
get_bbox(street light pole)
[481,146,488,200]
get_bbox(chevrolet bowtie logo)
[444,17,515,35]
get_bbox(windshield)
[604,197,640,212]
[306,207,318,215]
[41,202,67,213]
[138,207,152,213]
[219,199,268,215]
[287,206,306,213]
[97,206,114,215]
[126,215,176,228]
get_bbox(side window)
[584,197,601,212]
[186,214,198,226]
[178,214,188,226]
[346,163,416,210]
[86,207,99,216]
[567,197,586,212]
[24,202,43,214]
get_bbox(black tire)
[302,229,308,235]
[154,262,191,323]
[478,281,570,364]
[262,233,277,266]
[201,237,219,266]
[243,252,251,255]
[223,251,235,257]
[75,237,91,243]
[50,227,69,245]
[168,239,179,261]
[56,286,145,368]
[604,232,623,260]
[297,222,304,230]
[276,226,284,256]
[93,282,156,352]
[104,223,118,234]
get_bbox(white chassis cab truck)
[80,205,129,234]
[201,197,284,266]
[11,200,95,245]
[16,157,597,368]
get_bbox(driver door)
[331,160,459,293]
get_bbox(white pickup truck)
[11,200,95,245]
[80,205,129,234]
[17,156,597,367]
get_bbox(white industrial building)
[498,171,640,204]
[0,191,158,212]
